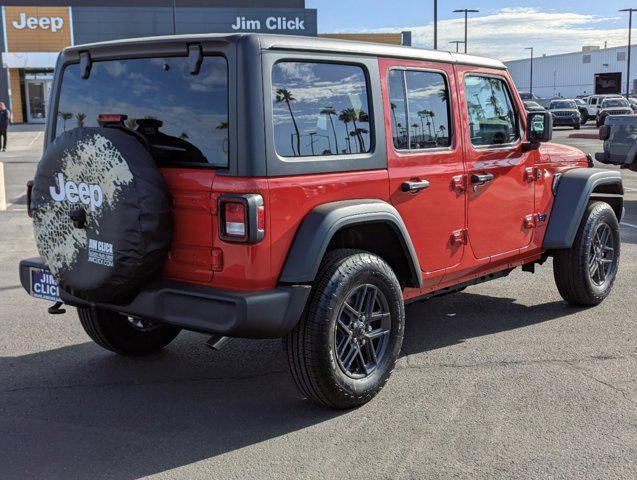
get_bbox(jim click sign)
[12,12,64,32]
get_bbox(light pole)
[620,8,637,97]
[172,0,177,35]
[525,47,534,96]
[433,0,438,50]
[450,41,465,53]
[453,8,479,54]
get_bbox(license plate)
[30,267,61,302]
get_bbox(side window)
[272,62,372,157]
[388,70,408,149]
[388,69,452,150]
[591,98,597,105]
[465,75,519,147]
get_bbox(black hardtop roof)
[64,32,507,70]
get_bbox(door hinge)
[450,228,468,245]
[170,247,223,271]
[524,167,543,183]
[451,174,467,192]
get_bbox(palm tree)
[411,123,420,142]
[390,102,400,136]
[275,88,301,156]
[320,106,339,156]
[417,109,428,137]
[58,112,73,131]
[74,112,86,128]
[215,121,228,130]
[338,109,353,153]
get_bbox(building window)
[388,69,451,150]
[272,62,372,157]
[618,51,627,61]
[464,75,519,147]
[583,54,592,64]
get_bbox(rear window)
[55,56,229,167]
[272,61,372,157]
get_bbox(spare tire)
[31,127,172,303]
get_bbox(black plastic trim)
[279,199,422,288]
[20,257,311,339]
[543,168,623,249]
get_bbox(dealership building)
[506,44,637,100]
[0,1,321,123]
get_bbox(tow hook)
[48,301,66,315]
[206,335,231,350]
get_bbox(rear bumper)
[19,257,310,339]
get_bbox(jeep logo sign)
[12,12,64,33]
[50,173,103,212]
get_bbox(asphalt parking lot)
[0,125,635,479]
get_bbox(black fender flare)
[543,168,623,249]
[279,199,422,288]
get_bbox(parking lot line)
[620,222,637,229]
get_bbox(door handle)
[471,173,495,185]
[401,180,430,193]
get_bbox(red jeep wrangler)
[20,34,624,409]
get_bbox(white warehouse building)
[506,44,637,99]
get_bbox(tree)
[75,112,86,128]
[390,102,400,137]
[58,112,73,131]
[320,106,339,156]
[275,88,301,156]
[338,109,353,153]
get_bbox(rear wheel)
[574,124,581,130]
[553,202,620,306]
[284,249,405,409]
[78,307,180,355]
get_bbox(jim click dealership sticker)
[88,238,114,267]
[31,269,61,302]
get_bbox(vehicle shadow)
[0,291,582,479]
[620,199,637,245]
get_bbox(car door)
[380,58,466,277]
[457,67,535,259]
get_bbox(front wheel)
[284,249,405,409]
[553,202,620,306]
[574,124,581,130]
[78,307,181,355]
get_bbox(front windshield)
[525,101,540,108]
[550,101,577,109]
[602,99,629,108]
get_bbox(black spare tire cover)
[31,127,172,303]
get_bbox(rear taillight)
[26,180,34,218]
[219,194,265,243]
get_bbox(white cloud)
[353,7,628,61]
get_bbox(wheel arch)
[543,167,623,249]
[279,199,422,288]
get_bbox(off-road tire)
[284,249,405,409]
[78,306,180,355]
[553,202,620,306]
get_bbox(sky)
[306,1,634,61]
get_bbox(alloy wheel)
[334,284,391,379]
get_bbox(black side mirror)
[524,111,552,151]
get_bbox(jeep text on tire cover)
[19,34,623,409]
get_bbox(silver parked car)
[596,115,637,171]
